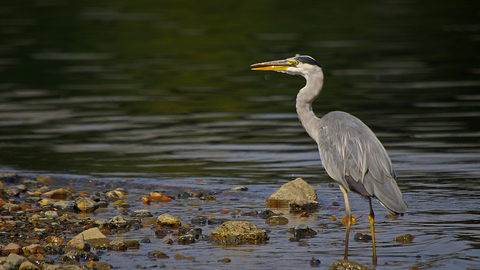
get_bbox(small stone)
[42,188,72,200]
[265,216,289,226]
[354,233,372,242]
[156,213,181,229]
[5,253,27,267]
[53,200,76,212]
[148,250,169,259]
[22,244,44,256]
[74,197,98,212]
[45,236,64,246]
[19,261,38,270]
[201,195,216,201]
[96,262,113,270]
[231,186,248,191]
[310,257,321,267]
[174,254,194,261]
[3,243,22,255]
[191,216,208,225]
[178,235,197,245]
[329,259,370,270]
[218,258,231,263]
[109,215,127,227]
[207,218,228,225]
[241,210,258,217]
[394,234,415,244]
[140,237,151,243]
[130,210,153,218]
[108,238,127,251]
[292,224,317,240]
[211,221,269,245]
[124,240,140,249]
[258,210,277,219]
[44,210,58,219]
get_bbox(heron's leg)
[368,197,377,267]
[339,185,351,261]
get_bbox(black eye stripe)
[294,55,321,67]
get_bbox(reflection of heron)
[251,55,407,266]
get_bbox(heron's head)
[250,54,322,76]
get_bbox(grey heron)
[251,55,408,266]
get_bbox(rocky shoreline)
[0,173,312,270]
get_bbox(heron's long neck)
[295,71,324,144]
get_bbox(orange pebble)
[220,210,229,215]
[341,215,356,226]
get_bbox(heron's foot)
[341,215,356,226]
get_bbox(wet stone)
[394,234,415,244]
[130,210,153,218]
[211,221,269,245]
[329,259,370,270]
[74,197,98,212]
[354,233,372,242]
[156,213,181,229]
[241,210,258,217]
[174,254,194,261]
[96,262,113,270]
[207,218,228,225]
[3,243,21,255]
[53,200,76,212]
[265,178,318,210]
[5,253,27,268]
[265,216,289,226]
[218,258,231,263]
[148,250,169,259]
[191,215,208,225]
[124,240,140,249]
[44,210,58,219]
[291,224,317,240]
[178,235,197,245]
[19,261,38,270]
[108,238,127,251]
[310,257,321,267]
[140,237,151,243]
[258,210,277,219]
[231,186,248,191]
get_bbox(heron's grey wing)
[318,111,407,214]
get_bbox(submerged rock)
[211,221,269,245]
[310,257,321,267]
[265,178,319,210]
[329,259,371,270]
[354,233,372,242]
[394,234,415,244]
[289,224,317,240]
[265,216,289,226]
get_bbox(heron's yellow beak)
[250,60,294,71]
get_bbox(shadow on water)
[1,0,480,269]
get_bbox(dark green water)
[1,0,480,269]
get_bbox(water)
[1,0,480,269]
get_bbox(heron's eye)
[292,60,299,66]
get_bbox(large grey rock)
[265,178,319,210]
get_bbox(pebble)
[394,233,415,244]
[265,216,289,226]
[354,233,372,242]
[156,214,181,229]
[130,210,153,218]
[148,251,169,259]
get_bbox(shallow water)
[1,0,480,269]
